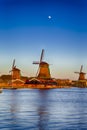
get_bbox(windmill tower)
[33,49,51,79]
[10,59,21,80]
[75,65,86,80]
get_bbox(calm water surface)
[0,87,87,130]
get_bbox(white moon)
[48,16,52,19]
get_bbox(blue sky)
[0,0,87,80]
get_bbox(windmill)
[33,49,51,79]
[10,59,20,80]
[75,65,86,80]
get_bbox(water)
[0,88,87,130]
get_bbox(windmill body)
[33,49,51,79]
[38,61,51,79]
[12,67,20,80]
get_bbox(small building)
[11,79,24,88]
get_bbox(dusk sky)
[0,0,87,80]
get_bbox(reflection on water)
[0,88,87,130]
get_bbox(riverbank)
[0,83,72,89]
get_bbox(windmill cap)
[13,67,20,71]
[40,61,49,65]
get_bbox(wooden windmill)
[33,49,51,79]
[75,65,86,80]
[10,59,20,80]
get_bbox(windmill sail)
[80,65,83,73]
[9,59,16,73]
[33,61,39,64]
[12,59,16,69]
[40,49,44,63]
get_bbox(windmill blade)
[12,59,15,69]
[33,61,39,64]
[9,59,15,73]
[9,70,12,73]
[74,72,79,74]
[40,49,44,63]
[36,66,40,77]
[80,65,83,72]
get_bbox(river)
[0,87,87,130]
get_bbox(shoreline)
[1,85,87,89]
[0,84,72,89]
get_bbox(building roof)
[12,79,24,83]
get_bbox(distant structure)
[33,49,51,79]
[75,65,86,80]
[10,59,21,80]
